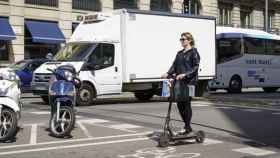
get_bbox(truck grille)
[34,73,52,83]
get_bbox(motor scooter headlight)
[65,71,73,82]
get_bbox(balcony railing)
[72,0,101,11]
[25,0,58,7]
[114,0,138,9]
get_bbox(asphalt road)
[2,93,280,158]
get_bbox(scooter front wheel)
[49,106,75,138]
[158,133,170,148]
[0,108,18,142]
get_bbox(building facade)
[1,0,280,65]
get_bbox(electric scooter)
[47,65,81,138]
[0,69,22,141]
[158,80,205,147]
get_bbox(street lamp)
[265,0,268,32]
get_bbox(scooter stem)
[0,105,2,124]
[57,101,60,121]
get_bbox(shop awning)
[0,18,16,41]
[25,20,65,44]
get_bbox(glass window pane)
[0,41,9,61]
[217,38,242,63]
[244,37,265,54]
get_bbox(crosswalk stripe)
[232,147,276,156]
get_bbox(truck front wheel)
[77,83,95,106]
[134,92,154,101]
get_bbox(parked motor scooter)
[47,65,81,138]
[0,69,21,141]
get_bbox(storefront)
[24,20,65,59]
[0,17,16,63]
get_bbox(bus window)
[217,38,241,63]
[244,37,265,55]
[266,39,280,55]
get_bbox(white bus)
[209,26,280,93]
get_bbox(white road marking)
[173,102,210,107]
[0,137,149,156]
[30,124,38,145]
[110,124,142,129]
[203,138,223,146]
[215,107,235,110]
[91,123,137,133]
[241,109,261,112]
[29,111,50,115]
[76,115,84,119]
[233,147,276,156]
[77,122,92,138]
[0,131,152,150]
[79,119,109,124]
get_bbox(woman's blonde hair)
[181,32,195,46]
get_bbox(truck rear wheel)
[134,92,154,101]
[77,82,95,106]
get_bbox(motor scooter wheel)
[50,106,75,138]
[0,108,18,142]
[158,133,170,147]
[195,130,205,143]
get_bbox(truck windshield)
[54,43,96,61]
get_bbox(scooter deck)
[170,134,197,141]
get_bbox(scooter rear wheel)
[195,130,205,143]
[158,133,170,147]
[50,106,75,138]
[0,108,18,142]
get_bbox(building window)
[0,41,9,61]
[183,0,200,15]
[72,0,101,11]
[263,11,274,31]
[25,0,58,7]
[240,6,253,28]
[150,0,171,12]
[114,0,138,9]
[218,2,232,26]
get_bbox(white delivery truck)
[31,9,216,106]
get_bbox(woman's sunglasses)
[180,38,188,41]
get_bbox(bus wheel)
[263,87,278,93]
[228,76,242,93]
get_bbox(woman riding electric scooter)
[160,32,203,147]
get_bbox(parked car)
[7,59,49,92]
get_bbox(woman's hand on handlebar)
[176,73,186,80]
[161,73,169,79]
